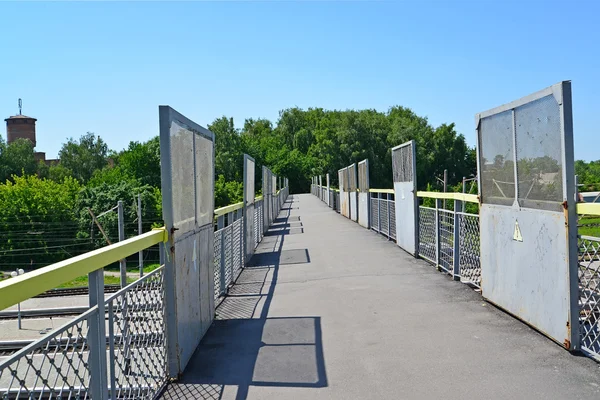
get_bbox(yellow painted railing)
[0,227,168,311]
[214,201,243,217]
[417,191,479,203]
[214,195,266,217]
[578,202,600,216]
[369,188,394,194]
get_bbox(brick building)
[4,111,58,165]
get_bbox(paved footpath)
[162,194,600,400]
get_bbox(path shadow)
[161,195,328,400]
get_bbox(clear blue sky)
[0,1,598,160]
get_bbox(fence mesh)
[0,268,168,400]
[214,230,223,301]
[458,213,481,288]
[438,210,454,274]
[389,202,396,240]
[392,145,413,183]
[579,235,600,360]
[371,195,380,233]
[107,268,167,399]
[380,200,389,236]
[0,311,93,399]
[232,218,243,281]
[418,207,436,263]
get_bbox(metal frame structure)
[357,160,370,228]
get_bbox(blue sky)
[0,1,598,160]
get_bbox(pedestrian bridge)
[160,193,600,399]
[2,91,600,399]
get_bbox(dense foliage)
[0,105,598,270]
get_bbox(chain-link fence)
[438,210,454,275]
[579,235,600,361]
[458,212,481,288]
[0,267,168,400]
[418,206,437,264]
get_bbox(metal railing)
[370,191,396,240]
[579,234,600,361]
[0,184,290,399]
[0,229,168,399]
[315,185,600,362]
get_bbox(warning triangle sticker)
[513,221,523,242]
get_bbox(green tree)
[0,175,81,267]
[0,138,37,183]
[116,136,161,187]
[58,132,109,183]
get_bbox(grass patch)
[57,274,136,289]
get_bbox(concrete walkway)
[161,194,600,400]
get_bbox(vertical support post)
[443,169,448,210]
[118,200,126,288]
[377,193,381,233]
[453,199,461,281]
[138,194,143,278]
[220,228,226,295]
[87,269,108,400]
[387,193,391,240]
[435,199,441,271]
[462,176,467,213]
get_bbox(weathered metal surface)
[358,160,370,228]
[339,168,349,219]
[159,106,215,376]
[348,163,358,222]
[392,140,418,255]
[476,82,578,349]
[243,155,256,265]
[480,205,570,344]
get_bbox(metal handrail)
[0,228,168,310]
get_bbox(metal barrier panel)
[272,174,278,219]
[579,235,600,360]
[326,174,331,206]
[263,167,270,230]
[159,106,215,375]
[358,160,370,228]
[339,169,348,218]
[476,81,579,349]
[392,140,418,255]
[458,212,481,288]
[348,163,358,222]
[243,155,256,264]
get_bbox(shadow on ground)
[161,196,328,400]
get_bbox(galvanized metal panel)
[243,155,256,264]
[476,82,578,349]
[392,141,418,255]
[158,106,215,376]
[480,204,570,344]
[348,163,358,222]
[339,168,349,218]
[358,160,369,228]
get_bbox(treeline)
[1,106,598,269]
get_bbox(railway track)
[33,284,121,298]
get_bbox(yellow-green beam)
[369,188,394,194]
[214,201,243,217]
[578,202,600,216]
[0,227,168,311]
[417,191,479,203]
